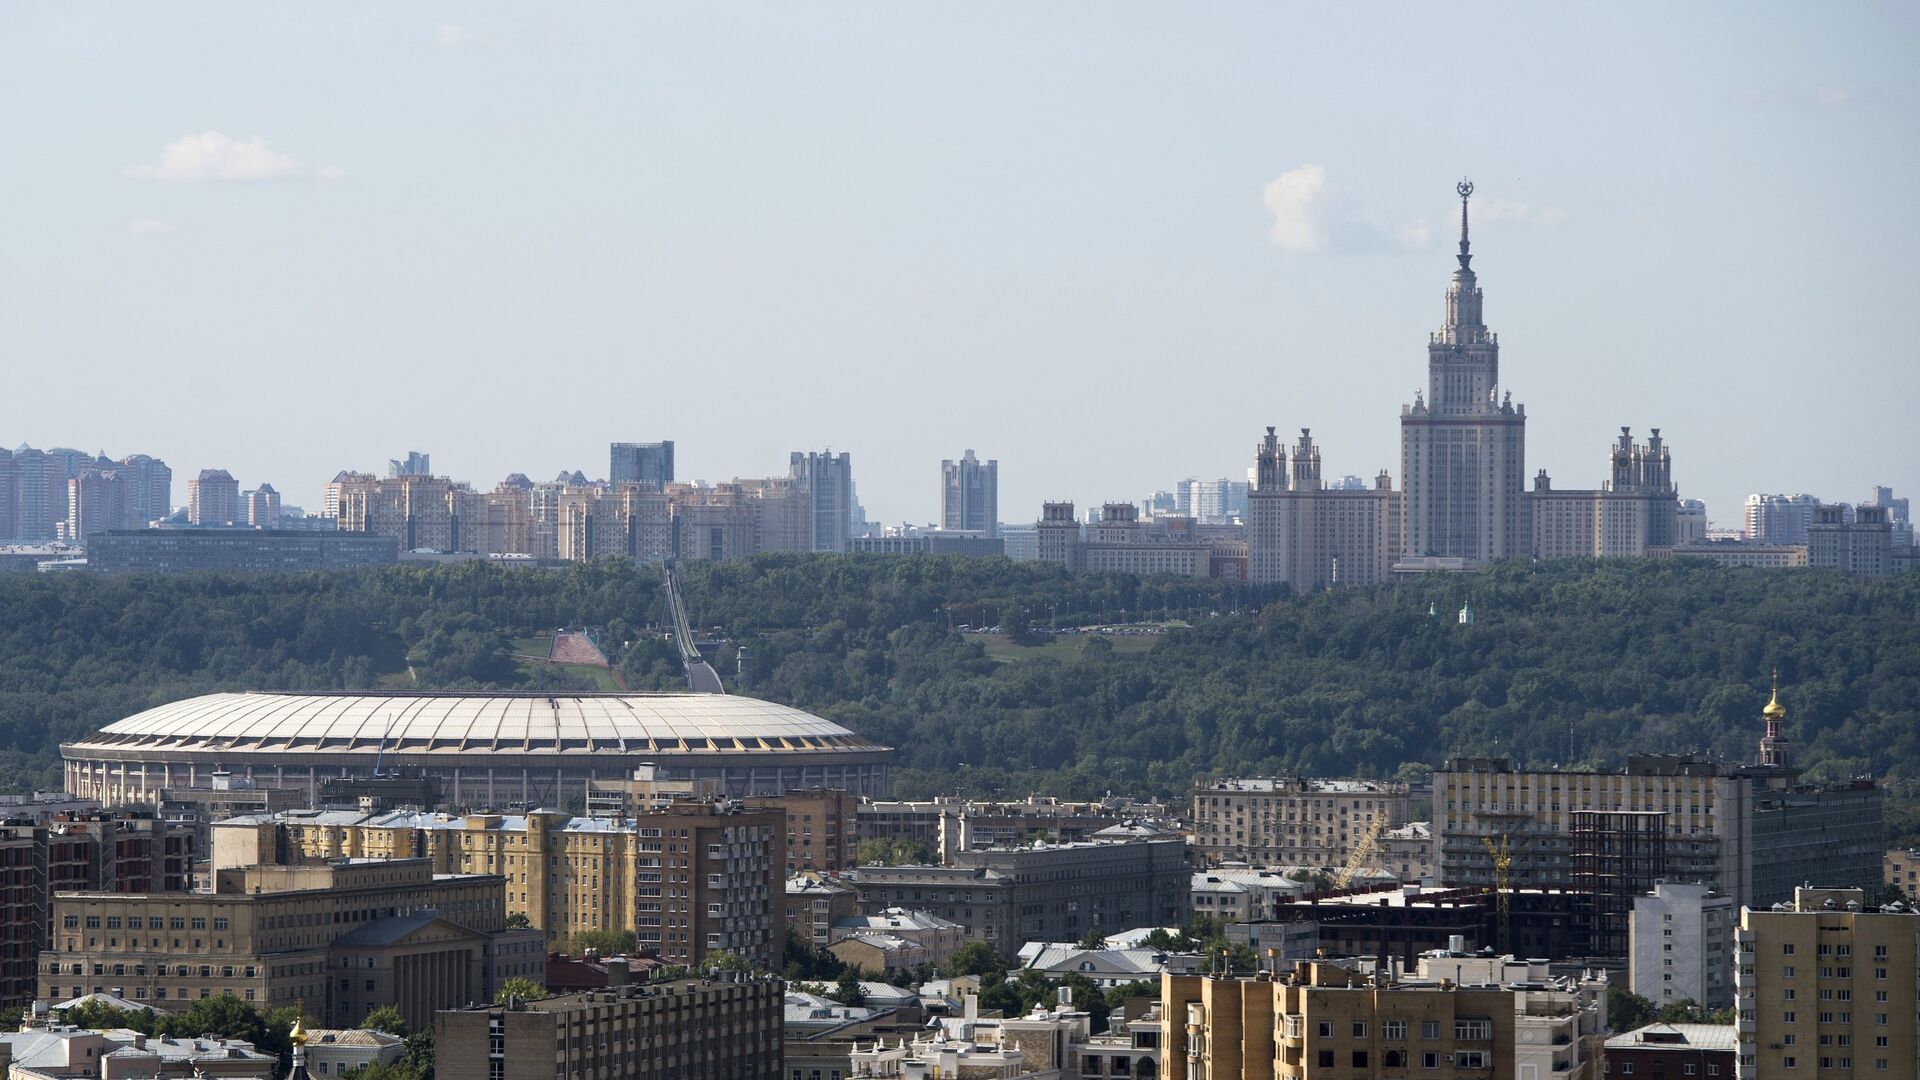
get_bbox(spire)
[1763,668,1786,722]
[1455,178,1475,274]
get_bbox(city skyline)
[1,4,1914,528]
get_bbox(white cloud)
[1262,165,1330,253]
[1262,165,1432,255]
[127,132,303,182]
[128,218,175,235]
[1475,199,1568,227]
[126,132,342,183]
[1813,86,1852,108]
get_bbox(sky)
[2,3,1915,529]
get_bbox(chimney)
[963,992,978,1023]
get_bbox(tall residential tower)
[940,449,998,537]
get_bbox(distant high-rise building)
[187,469,241,526]
[1743,493,1821,544]
[1175,478,1249,524]
[387,450,431,478]
[1676,498,1709,545]
[244,484,281,527]
[1808,502,1892,577]
[1399,181,1529,568]
[1865,485,1912,548]
[789,450,853,552]
[9,446,64,543]
[65,469,132,543]
[1247,427,1400,588]
[940,449,998,537]
[115,454,172,525]
[608,441,674,488]
[1530,427,1680,558]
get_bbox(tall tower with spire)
[1399,179,1529,567]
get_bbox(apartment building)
[1164,952,1605,1080]
[214,799,780,970]
[39,859,505,1029]
[785,873,858,948]
[1191,777,1411,868]
[435,976,784,1080]
[1631,881,1735,1010]
[1883,849,1920,902]
[186,469,240,526]
[1733,886,1920,1078]
[1165,962,1519,1079]
[775,787,857,874]
[0,813,195,1008]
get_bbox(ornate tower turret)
[1759,670,1793,769]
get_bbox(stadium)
[62,691,892,808]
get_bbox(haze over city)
[2,3,1914,525]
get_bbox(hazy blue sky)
[2,3,1914,528]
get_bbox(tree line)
[0,555,1914,838]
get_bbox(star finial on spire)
[1456,178,1474,273]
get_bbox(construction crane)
[1482,833,1513,950]
[1334,814,1389,889]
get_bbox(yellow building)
[1734,886,1920,1078]
[215,799,780,969]
[1164,962,1519,1079]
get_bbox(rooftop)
[71,691,881,756]
[1604,1022,1739,1052]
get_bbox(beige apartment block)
[1164,961,1520,1079]
[1734,887,1920,1079]
[215,799,779,970]
[1191,777,1410,868]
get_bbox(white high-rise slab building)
[1630,880,1735,1010]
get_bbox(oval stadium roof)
[74,691,876,756]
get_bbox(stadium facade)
[62,691,891,807]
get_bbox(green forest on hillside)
[0,556,1914,821]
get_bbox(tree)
[400,1025,436,1080]
[856,838,937,866]
[1608,986,1656,1033]
[829,969,867,1007]
[945,941,1007,978]
[504,913,532,930]
[570,929,637,955]
[495,977,547,1004]
[362,1005,409,1037]
[345,1064,427,1080]
[1077,926,1109,950]
[1140,927,1192,952]
[701,949,753,974]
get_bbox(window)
[1316,1051,1334,1068]
[1383,1020,1407,1040]
[1352,1022,1368,1038]
[1421,1021,1440,1040]
[1318,1022,1333,1038]
[1351,1051,1369,1068]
